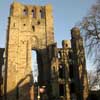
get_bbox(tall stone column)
[62,40,71,100]
[71,27,89,100]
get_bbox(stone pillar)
[62,40,71,100]
[50,43,59,99]
[71,27,89,100]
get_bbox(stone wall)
[4,1,54,100]
[3,1,89,100]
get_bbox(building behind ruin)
[0,2,89,100]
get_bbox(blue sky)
[0,0,96,70]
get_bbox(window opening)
[59,65,65,78]
[40,9,44,18]
[32,10,35,18]
[32,25,35,32]
[23,9,27,15]
[58,52,61,59]
[37,21,40,25]
[23,24,26,26]
[66,44,68,47]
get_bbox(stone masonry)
[50,28,88,100]
[4,1,54,100]
[0,1,89,100]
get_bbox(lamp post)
[37,86,40,100]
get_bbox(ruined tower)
[49,28,89,100]
[3,1,89,100]
[71,27,89,100]
[5,2,54,100]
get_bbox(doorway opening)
[32,50,38,82]
[59,84,65,96]
[70,83,77,100]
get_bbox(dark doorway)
[70,83,77,100]
[59,84,65,96]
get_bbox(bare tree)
[78,0,100,90]
[88,70,100,90]
[79,0,100,73]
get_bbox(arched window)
[32,9,35,18]
[58,51,61,58]
[23,9,27,16]
[40,9,44,18]
[32,25,35,32]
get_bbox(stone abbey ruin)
[0,2,89,100]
